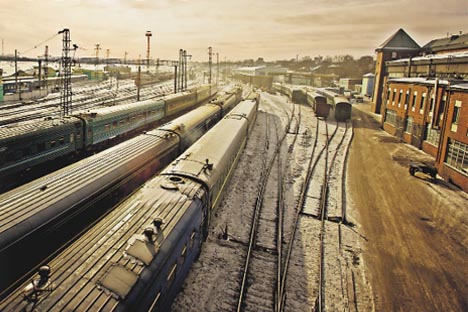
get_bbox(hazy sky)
[0,0,467,62]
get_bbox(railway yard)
[0,80,467,311]
[171,93,467,311]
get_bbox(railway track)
[280,117,353,311]
[0,79,181,126]
[171,92,355,312]
[236,98,303,311]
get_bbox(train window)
[37,142,46,152]
[50,140,56,148]
[166,263,177,287]
[190,232,196,249]
[21,148,30,157]
[126,117,130,123]
[76,133,81,141]
[105,124,111,130]
[70,134,74,143]
[148,291,161,311]
[59,137,65,145]
[113,121,118,128]
[181,245,187,263]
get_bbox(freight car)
[0,86,242,296]
[306,90,330,118]
[0,96,258,311]
[0,84,216,189]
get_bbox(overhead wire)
[20,33,60,55]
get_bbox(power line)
[21,33,60,55]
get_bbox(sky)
[0,0,467,62]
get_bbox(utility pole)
[145,31,152,68]
[14,49,18,97]
[178,49,182,92]
[58,28,77,116]
[124,51,128,64]
[106,49,111,89]
[174,64,178,94]
[216,52,219,85]
[44,45,49,91]
[38,59,42,89]
[184,50,188,90]
[208,47,212,84]
[1,39,4,56]
[137,65,141,101]
[94,43,101,79]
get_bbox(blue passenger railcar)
[79,99,166,148]
[0,117,83,179]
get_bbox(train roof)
[161,99,256,189]
[0,116,81,142]
[0,173,204,310]
[0,129,178,255]
[77,98,165,120]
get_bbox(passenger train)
[0,95,259,311]
[319,88,352,121]
[306,90,330,118]
[273,83,335,119]
[0,84,216,189]
[0,86,243,295]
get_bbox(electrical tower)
[58,28,77,116]
[176,49,191,92]
[208,47,212,84]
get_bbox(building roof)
[363,73,375,77]
[387,51,468,65]
[376,28,421,52]
[450,83,468,91]
[423,33,468,53]
[387,77,450,86]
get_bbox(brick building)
[376,29,468,192]
[436,83,468,191]
[372,29,421,114]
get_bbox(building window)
[386,88,391,104]
[451,100,462,132]
[425,124,440,146]
[412,91,417,111]
[445,139,468,175]
[384,109,397,126]
[405,90,410,109]
[398,90,402,107]
[392,89,396,105]
[420,92,426,113]
[405,116,413,133]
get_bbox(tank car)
[0,86,240,296]
[0,99,258,311]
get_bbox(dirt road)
[347,104,468,311]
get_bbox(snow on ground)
[172,91,374,311]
